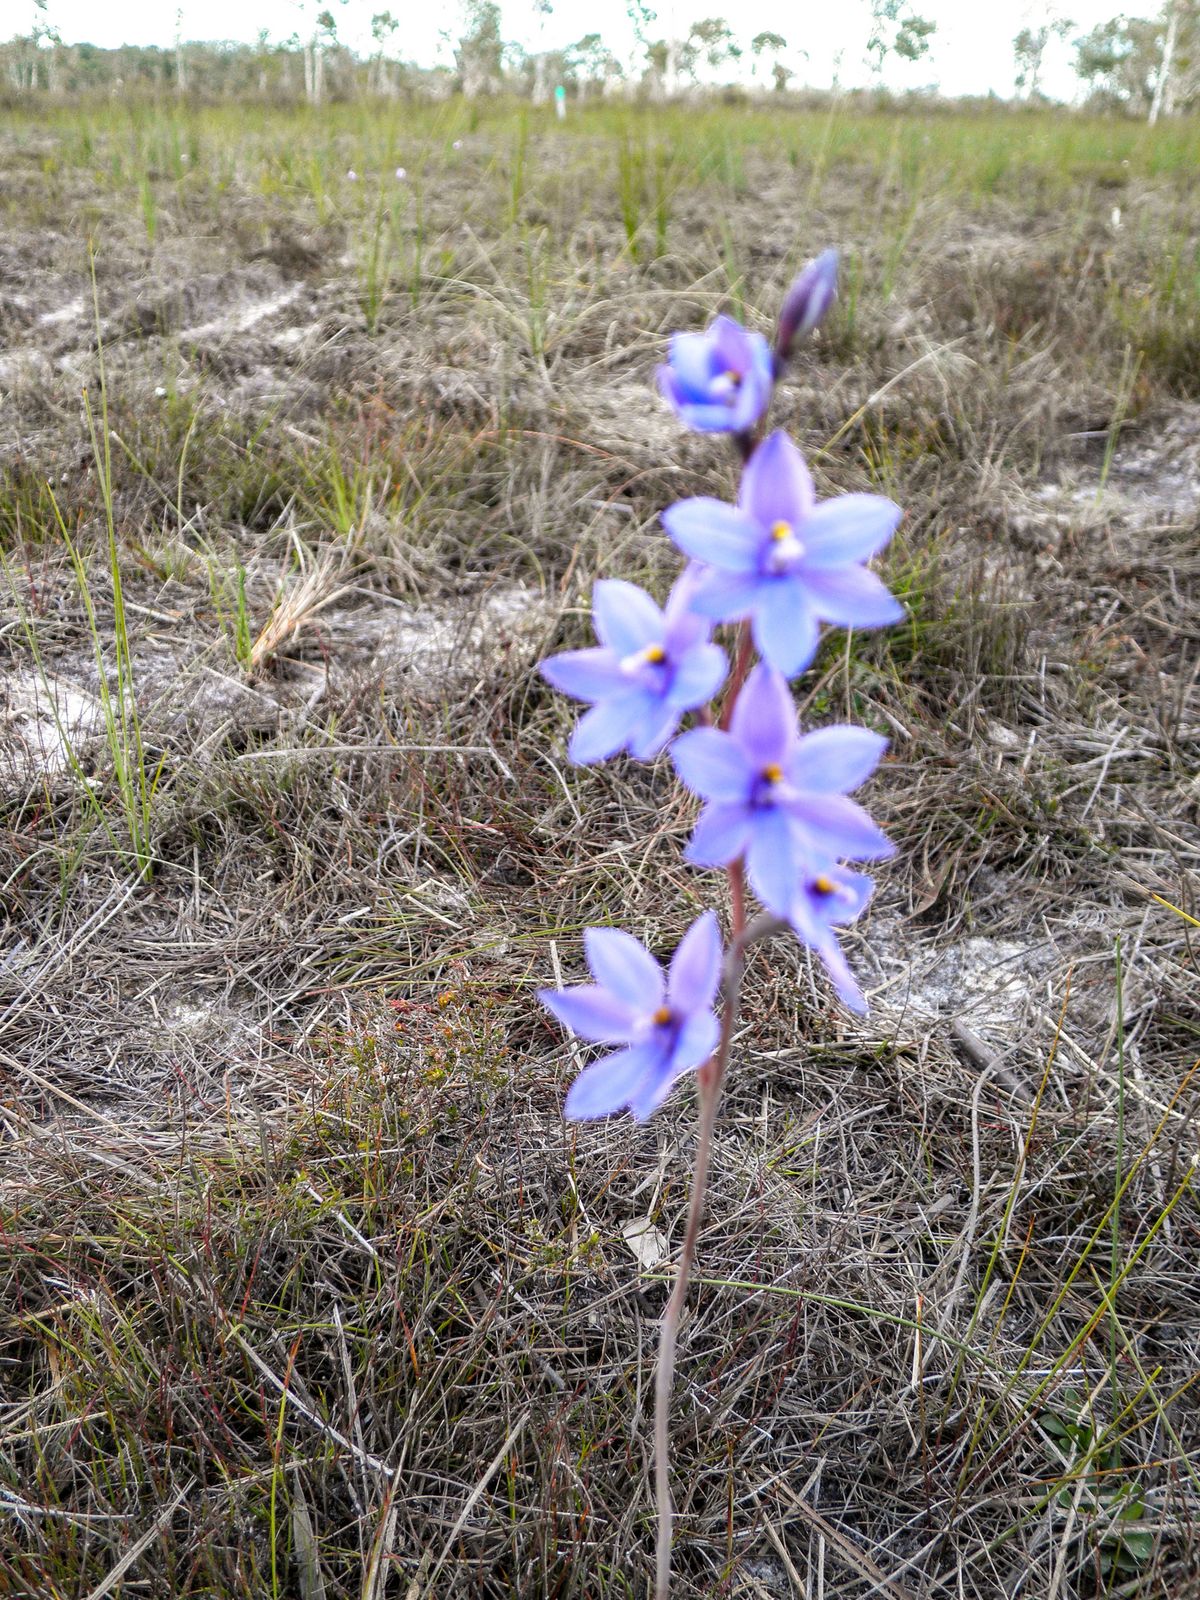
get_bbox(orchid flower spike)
[663,430,904,678]
[539,574,727,765]
[539,913,724,1121]
[671,662,894,923]
[657,314,773,435]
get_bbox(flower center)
[765,520,805,574]
[812,875,835,896]
[652,1006,672,1026]
[722,368,742,387]
[762,763,782,784]
[619,642,668,675]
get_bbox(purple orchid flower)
[789,864,874,1014]
[539,913,724,1121]
[671,663,894,918]
[662,430,904,678]
[657,313,774,434]
[539,574,727,765]
[776,249,839,361]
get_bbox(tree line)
[3,0,1198,116]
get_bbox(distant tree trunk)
[532,53,549,103]
[1150,0,1180,123]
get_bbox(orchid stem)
[653,860,782,1596]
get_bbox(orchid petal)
[627,701,682,760]
[584,927,665,1010]
[791,794,895,862]
[800,494,901,567]
[591,579,664,657]
[752,583,821,677]
[729,663,796,766]
[688,568,763,621]
[816,935,867,1014]
[538,985,638,1043]
[539,647,624,703]
[788,726,887,795]
[739,430,816,527]
[564,1041,662,1120]
[664,642,727,711]
[672,728,750,802]
[746,809,810,917]
[686,802,752,867]
[662,498,762,573]
[668,911,722,1013]
[801,565,904,628]
[568,695,645,764]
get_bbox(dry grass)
[0,97,1198,1598]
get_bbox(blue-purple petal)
[729,663,797,767]
[801,564,904,628]
[739,430,815,528]
[539,985,639,1043]
[592,579,664,657]
[667,1008,720,1077]
[667,910,722,1014]
[569,695,646,764]
[752,582,821,677]
[816,935,867,1014]
[627,1017,717,1119]
[672,728,751,803]
[627,701,682,761]
[788,726,887,795]
[664,642,727,711]
[746,809,809,917]
[689,568,763,621]
[800,494,901,568]
[584,927,665,1011]
[662,498,762,573]
[686,802,752,867]
[564,1040,662,1120]
[791,793,895,862]
[540,647,625,703]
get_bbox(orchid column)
[537,250,903,1598]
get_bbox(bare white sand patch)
[0,348,52,389]
[868,919,1053,1037]
[37,295,85,327]
[0,670,105,790]
[179,283,303,343]
[313,583,553,688]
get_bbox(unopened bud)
[776,248,839,362]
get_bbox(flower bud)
[776,249,838,361]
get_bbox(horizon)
[8,0,1135,103]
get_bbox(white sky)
[18,1,1139,100]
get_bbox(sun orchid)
[671,663,893,918]
[539,574,727,765]
[663,430,904,677]
[533,250,909,1600]
[539,913,723,1121]
[657,313,773,434]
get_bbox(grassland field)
[0,95,1198,1598]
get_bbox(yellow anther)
[813,875,835,895]
[722,369,742,386]
[763,763,783,783]
[770,520,793,543]
[643,644,666,664]
[652,1006,672,1025]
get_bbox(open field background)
[0,97,1198,1598]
